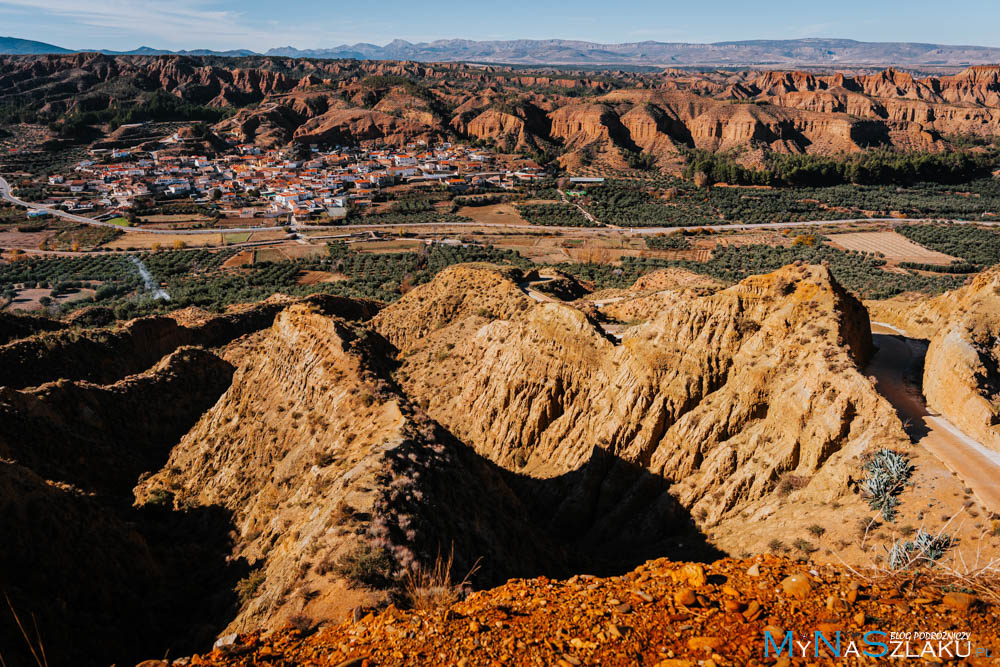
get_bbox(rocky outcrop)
[378,263,906,538]
[158,554,1000,666]
[0,294,377,389]
[372,264,534,352]
[136,304,563,634]
[4,55,1000,167]
[0,310,65,344]
[458,107,551,154]
[0,346,234,495]
[922,267,1000,452]
[864,291,959,339]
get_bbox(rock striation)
[921,267,1000,452]
[377,263,908,536]
[3,54,1000,163]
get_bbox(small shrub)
[404,548,480,612]
[886,529,954,571]
[861,449,913,522]
[807,524,826,538]
[236,570,266,604]
[287,614,313,632]
[334,544,396,588]
[793,538,818,554]
[143,488,174,509]
[776,474,809,497]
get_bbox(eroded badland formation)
[4,54,1000,170]
[4,258,1000,665]
[8,46,1000,666]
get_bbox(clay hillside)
[869,265,1000,455]
[3,261,1000,666]
[3,54,1000,169]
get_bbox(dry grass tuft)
[4,593,48,667]
[835,509,1000,604]
[403,547,481,612]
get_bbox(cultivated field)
[0,229,52,250]
[104,229,289,250]
[456,203,528,225]
[296,270,349,285]
[5,286,96,312]
[139,214,214,224]
[254,245,328,262]
[350,239,426,253]
[827,231,957,264]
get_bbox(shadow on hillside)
[384,421,726,593]
[0,492,245,667]
[507,445,726,576]
[0,350,236,498]
[867,333,932,442]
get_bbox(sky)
[2,0,1000,52]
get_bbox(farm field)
[350,239,426,253]
[827,231,957,264]
[254,245,328,262]
[296,270,348,285]
[104,229,290,250]
[105,233,222,249]
[139,214,214,224]
[0,228,52,250]
[456,203,528,225]
[5,286,96,311]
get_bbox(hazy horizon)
[1,0,999,53]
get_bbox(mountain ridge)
[4,35,1000,65]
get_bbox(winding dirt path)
[868,324,1000,514]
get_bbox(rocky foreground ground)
[144,556,1000,666]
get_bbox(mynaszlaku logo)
[764,630,990,659]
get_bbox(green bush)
[334,544,396,588]
[235,570,267,604]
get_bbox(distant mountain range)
[0,36,254,58]
[3,35,1000,66]
[0,36,72,55]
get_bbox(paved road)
[868,323,1000,514]
[1,175,289,236]
[4,173,994,239]
[304,216,994,236]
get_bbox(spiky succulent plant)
[886,528,954,571]
[860,449,912,522]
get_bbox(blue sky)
[1,0,999,51]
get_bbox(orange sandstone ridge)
[3,55,1000,168]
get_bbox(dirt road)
[868,324,1000,513]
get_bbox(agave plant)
[868,493,899,522]
[861,449,912,522]
[887,529,954,571]
[862,475,889,499]
[887,539,913,570]
[911,529,953,562]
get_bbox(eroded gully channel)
[867,323,1000,513]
